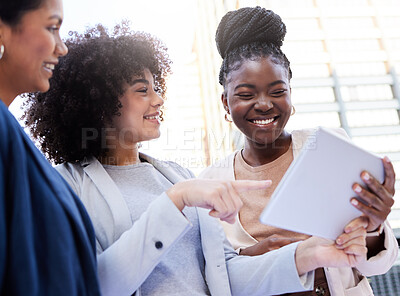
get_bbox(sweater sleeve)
[355,221,399,276]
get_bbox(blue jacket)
[0,102,100,295]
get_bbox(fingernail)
[351,199,358,206]
[354,185,362,193]
[362,172,370,181]
[336,238,342,244]
[384,156,391,163]
[265,180,272,185]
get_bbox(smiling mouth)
[249,117,277,125]
[43,63,55,70]
[143,115,160,120]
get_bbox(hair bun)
[216,6,286,59]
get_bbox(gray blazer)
[57,153,314,296]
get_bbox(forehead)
[18,0,63,24]
[227,57,289,85]
[40,0,63,13]
[136,68,154,80]
[129,68,155,84]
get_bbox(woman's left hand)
[350,157,396,232]
[335,216,368,250]
[296,219,368,275]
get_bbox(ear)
[221,92,229,114]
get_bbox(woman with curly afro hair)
[200,6,398,296]
[25,21,171,164]
[25,21,380,296]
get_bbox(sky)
[8,0,207,172]
[9,0,197,118]
[61,0,196,62]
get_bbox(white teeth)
[43,63,55,70]
[252,118,274,125]
[144,115,159,120]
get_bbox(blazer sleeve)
[97,193,192,296]
[0,121,7,290]
[224,238,315,295]
[355,220,399,276]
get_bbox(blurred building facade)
[169,0,400,227]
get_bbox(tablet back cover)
[259,127,384,240]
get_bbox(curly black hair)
[216,6,292,86]
[24,22,171,164]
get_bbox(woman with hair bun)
[25,21,381,296]
[0,0,100,294]
[200,6,398,295]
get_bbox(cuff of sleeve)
[299,270,315,289]
[355,221,399,275]
[366,224,384,237]
[154,192,193,228]
[276,242,315,292]
[291,242,315,291]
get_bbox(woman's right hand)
[295,216,368,275]
[166,179,271,224]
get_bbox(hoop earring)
[0,45,4,60]
[291,106,296,116]
[225,113,232,122]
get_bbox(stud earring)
[291,106,296,116]
[0,45,4,60]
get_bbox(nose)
[55,35,68,57]
[152,91,164,108]
[254,94,273,112]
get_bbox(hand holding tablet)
[259,127,385,240]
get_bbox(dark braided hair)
[216,6,292,86]
[24,22,171,164]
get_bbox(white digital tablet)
[259,127,384,240]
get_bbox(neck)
[0,68,18,107]
[242,130,292,166]
[0,88,16,107]
[100,142,141,166]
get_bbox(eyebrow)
[49,15,63,25]
[132,79,149,85]
[234,80,287,91]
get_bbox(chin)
[36,80,51,93]
[142,132,161,142]
[150,133,161,140]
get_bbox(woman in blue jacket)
[0,0,100,294]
